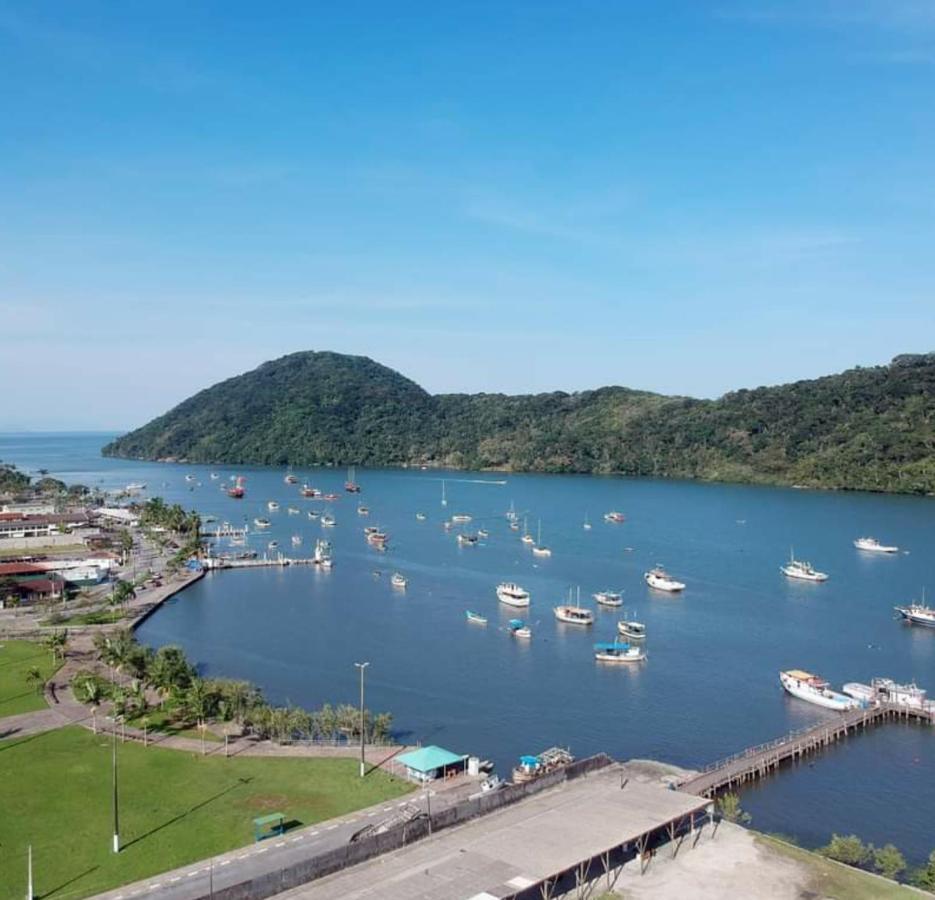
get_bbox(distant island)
[102,350,935,495]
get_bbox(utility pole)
[26,844,33,900]
[354,662,369,777]
[112,717,120,853]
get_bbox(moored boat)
[227,476,246,498]
[345,466,361,493]
[594,640,645,663]
[617,619,646,640]
[531,519,551,557]
[604,511,626,523]
[313,538,333,567]
[507,618,531,639]
[391,572,408,588]
[854,536,899,554]
[779,669,859,710]
[477,529,489,539]
[321,514,336,527]
[267,540,279,550]
[895,596,935,628]
[416,512,426,521]
[307,510,319,520]
[287,506,300,515]
[254,517,271,528]
[780,551,828,582]
[593,590,623,608]
[267,501,280,511]
[466,610,488,625]
[358,505,369,516]
[451,513,472,523]
[644,567,685,592]
[497,582,531,607]
[284,472,298,484]
[291,535,302,546]
[554,605,594,625]
[458,533,479,546]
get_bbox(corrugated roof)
[395,745,465,773]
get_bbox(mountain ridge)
[102,350,935,495]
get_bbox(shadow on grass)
[122,777,254,850]
[282,818,303,833]
[0,730,46,752]
[42,864,100,899]
[0,688,45,706]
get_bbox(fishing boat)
[512,748,574,783]
[779,670,859,710]
[267,501,280,511]
[416,512,427,521]
[644,566,685,592]
[521,516,534,545]
[452,513,472,523]
[227,476,246,498]
[604,511,626,523]
[780,550,828,582]
[477,529,489,539]
[507,618,532,639]
[391,572,408,588]
[854,536,899,554]
[323,493,340,501]
[531,519,551,557]
[457,533,479,546]
[366,529,388,545]
[594,640,645,663]
[357,505,369,516]
[321,514,336,527]
[300,485,319,498]
[593,590,623,608]
[583,512,592,531]
[617,619,646,640]
[466,610,488,625]
[307,510,319,520]
[287,506,300,515]
[895,592,935,628]
[254,518,271,528]
[554,604,594,625]
[345,466,361,493]
[284,472,298,484]
[497,582,531,607]
[313,538,333,567]
[291,535,302,546]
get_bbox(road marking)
[236,854,248,861]
[290,836,303,843]
[187,871,199,878]
[366,811,377,817]
[257,847,269,854]
[275,841,286,847]
[309,830,319,836]
[220,860,231,866]
[382,807,393,812]
[397,802,407,808]
[325,824,338,831]
[148,884,162,890]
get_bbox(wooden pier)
[203,554,321,570]
[680,702,934,797]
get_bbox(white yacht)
[497,582,531,608]
[391,572,408,589]
[780,551,828,582]
[780,670,859,710]
[854,536,899,554]
[451,513,472,523]
[254,518,271,529]
[895,593,935,628]
[554,605,594,626]
[321,514,336,528]
[644,567,685,592]
[521,517,534,545]
[593,590,623,608]
[291,535,302,546]
[313,538,333,567]
[617,619,646,640]
[267,501,280,511]
[532,519,551,557]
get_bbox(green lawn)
[1,726,413,899]
[0,639,58,717]
[757,835,920,899]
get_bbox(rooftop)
[395,745,466,774]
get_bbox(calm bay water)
[3,432,934,863]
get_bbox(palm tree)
[44,629,69,665]
[183,679,212,755]
[25,666,44,695]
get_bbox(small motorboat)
[593,590,623,608]
[210,473,220,480]
[466,610,488,625]
[416,512,427,521]
[508,618,532,639]
[594,640,645,663]
[291,535,302,546]
[267,501,280,511]
[644,566,685,592]
[321,514,336,527]
[854,536,899,554]
[307,510,319,519]
[617,619,646,640]
[451,514,472,523]
[267,541,279,550]
[391,572,408,589]
[287,506,300,515]
[477,529,489,539]
[254,518,271,529]
[358,505,370,516]
[604,511,626,523]
[458,533,479,546]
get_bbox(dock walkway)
[680,702,934,797]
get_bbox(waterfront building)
[394,745,468,783]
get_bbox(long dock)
[203,554,321,570]
[680,702,934,797]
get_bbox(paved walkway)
[0,706,70,740]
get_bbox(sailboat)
[521,516,534,545]
[583,512,592,531]
[532,519,552,557]
[345,466,361,493]
[441,479,448,507]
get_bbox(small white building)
[95,508,141,527]
[1,501,56,515]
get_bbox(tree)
[911,849,935,891]
[715,793,751,825]
[819,834,871,867]
[147,645,194,699]
[25,666,44,694]
[873,844,906,881]
[44,629,69,664]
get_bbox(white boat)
[321,514,336,527]
[477,529,489,539]
[210,473,220,480]
[313,539,333,567]
[441,480,447,507]
[871,678,928,709]
[604,511,626,523]
[521,516,534,545]
[458,533,479,546]
[594,641,645,663]
[451,513,472,523]
[854,536,899,554]
[531,519,551,557]
[267,541,279,550]
[497,582,531,608]
[291,535,302,546]
[780,550,828,582]
[287,507,300,515]
[358,505,369,516]
[644,567,685,592]
[583,512,592,531]
[554,605,594,625]
[507,618,531,639]
[284,473,298,484]
[185,474,196,482]
[267,501,280,511]
[617,619,646,640]
[254,518,271,528]
[466,610,487,625]
[416,512,426,521]
[593,590,623,608]
[895,593,935,628]
[779,670,859,710]
[125,482,147,492]
[391,572,408,589]
[307,510,319,520]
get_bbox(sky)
[2,0,934,430]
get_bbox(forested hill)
[102,351,935,495]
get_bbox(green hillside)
[102,351,935,495]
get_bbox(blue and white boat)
[508,619,531,639]
[466,610,488,625]
[594,640,645,663]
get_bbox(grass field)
[1,727,413,899]
[757,835,920,899]
[0,639,59,717]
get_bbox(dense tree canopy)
[103,350,935,495]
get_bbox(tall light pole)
[354,662,369,777]
[112,715,121,853]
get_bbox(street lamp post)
[354,662,369,777]
[112,716,120,853]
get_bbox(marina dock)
[203,554,322,570]
[680,701,934,798]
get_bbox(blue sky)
[2,1,934,430]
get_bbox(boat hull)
[780,673,858,710]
